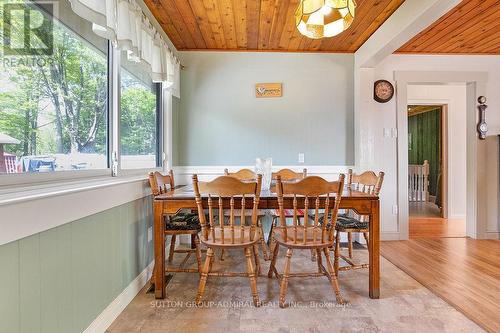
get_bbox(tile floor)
[107,247,483,333]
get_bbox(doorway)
[407,105,445,218]
[407,104,464,238]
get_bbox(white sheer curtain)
[69,0,180,97]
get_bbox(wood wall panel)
[144,0,405,52]
[397,0,500,54]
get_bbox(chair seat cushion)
[165,212,201,230]
[317,214,369,231]
[335,215,369,231]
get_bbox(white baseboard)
[84,261,154,333]
[448,214,466,220]
[484,232,500,240]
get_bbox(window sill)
[0,175,148,207]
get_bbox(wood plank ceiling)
[144,0,405,52]
[408,105,442,117]
[397,0,500,54]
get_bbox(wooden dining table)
[152,184,381,300]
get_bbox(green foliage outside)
[0,2,156,161]
[120,76,157,156]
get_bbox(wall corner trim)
[83,261,154,333]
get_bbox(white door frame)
[394,71,488,240]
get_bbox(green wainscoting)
[0,197,154,333]
[408,107,441,197]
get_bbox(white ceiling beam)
[355,0,461,68]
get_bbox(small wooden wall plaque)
[255,83,282,98]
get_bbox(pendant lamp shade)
[295,0,356,39]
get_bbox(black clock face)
[374,80,394,103]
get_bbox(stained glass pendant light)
[295,0,356,39]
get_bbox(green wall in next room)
[408,107,441,197]
[0,197,153,333]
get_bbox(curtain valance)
[69,0,180,97]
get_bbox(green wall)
[0,197,153,333]
[175,52,354,166]
[408,108,441,197]
[172,96,181,167]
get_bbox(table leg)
[369,199,380,299]
[191,234,196,249]
[154,200,166,299]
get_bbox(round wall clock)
[374,80,394,103]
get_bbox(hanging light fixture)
[295,0,356,39]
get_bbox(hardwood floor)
[381,238,500,333]
[409,201,442,218]
[409,217,466,238]
[409,201,465,238]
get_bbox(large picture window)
[0,0,166,180]
[0,2,109,174]
[120,56,160,170]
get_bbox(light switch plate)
[298,153,305,163]
[383,128,391,138]
[148,227,153,242]
[392,205,398,215]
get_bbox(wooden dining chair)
[334,169,384,275]
[223,168,255,180]
[268,169,307,255]
[148,171,203,278]
[193,174,263,306]
[268,175,346,307]
[270,168,308,225]
[224,168,270,260]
